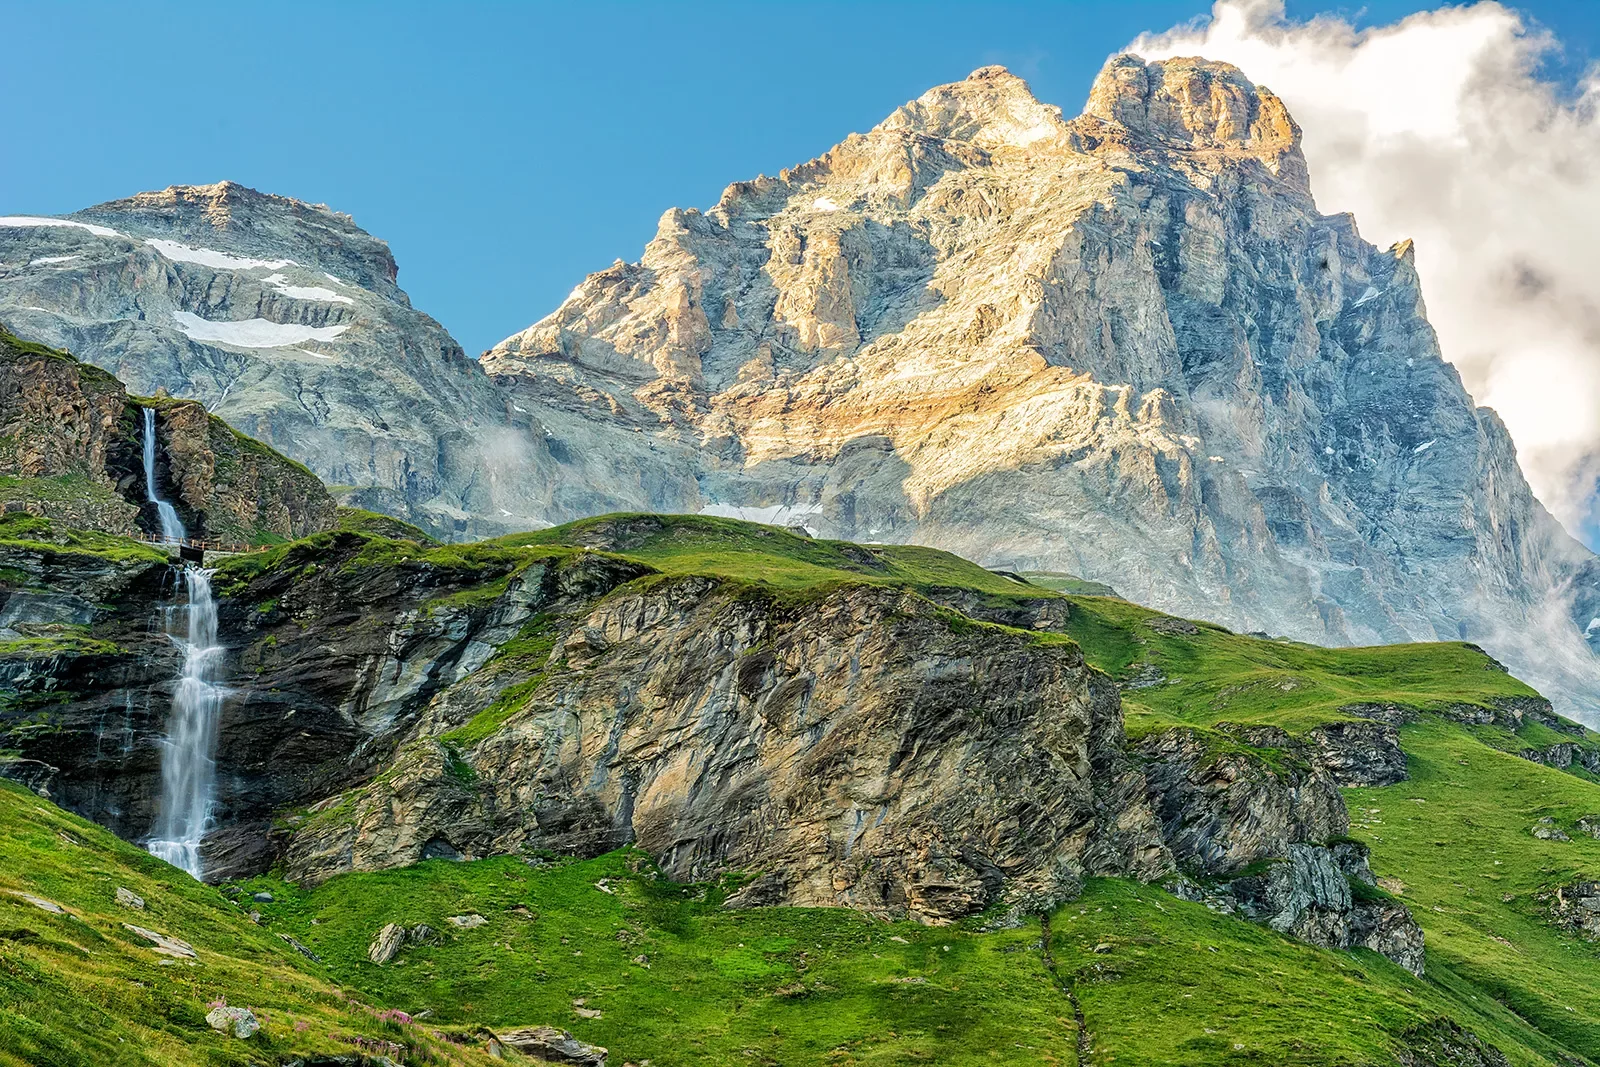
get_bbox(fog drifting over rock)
[1134,0,1600,538]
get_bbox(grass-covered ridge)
[507,513,1037,599]
[17,510,1600,1062]
[1052,593,1542,736]
[0,513,167,568]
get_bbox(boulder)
[1543,880,1600,939]
[123,923,196,959]
[367,922,405,964]
[114,887,144,910]
[204,1004,259,1039]
[496,1026,607,1065]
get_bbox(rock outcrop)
[1,515,1428,968]
[479,56,1600,720]
[280,573,1175,920]
[0,328,335,542]
[0,328,140,534]
[0,183,545,539]
[494,1027,607,1066]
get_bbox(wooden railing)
[134,537,274,557]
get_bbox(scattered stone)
[1092,943,1114,953]
[277,932,322,962]
[10,891,66,915]
[368,922,406,964]
[115,887,145,910]
[123,924,196,959]
[447,913,487,929]
[632,954,650,968]
[408,923,439,944]
[593,879,616,895]
[1578,816,1600,839]
[888,935,910,944]
[495,1026,608,1065]
[1143,615,1199,636]
[1532,819,1571,842]
[574,1007,603,1019]
[205,1004,259,1039]
[251,891,274,903]
[1543,881,1600,940]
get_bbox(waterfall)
[146,567,224,878]
[142,407,186,543]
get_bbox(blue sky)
[2,1,1597,355]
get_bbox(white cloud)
[1133,0,1600,533]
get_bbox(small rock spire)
[1086,54,1309,191]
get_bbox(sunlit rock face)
[482,56,1600,718]
[0,182,546,540]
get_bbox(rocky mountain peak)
[881,63,1068,151]
[73,181,399,290]
[1086,54,1308,189]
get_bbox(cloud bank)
[1133,0,1600,536]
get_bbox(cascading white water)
[142,407,186,542]
[146,566,224,878]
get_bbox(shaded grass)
[1348,717,1600,1060]
[0,514,167,567]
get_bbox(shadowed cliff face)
[0,183,548,541]
[0,329,335,542]
[479,55,1600,721]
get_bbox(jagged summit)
[72,181,399,288]
[1083,54,1309,189]
[480,52,1600,719]
[879,64,1069,150]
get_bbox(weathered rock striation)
[481,56,1600,720]
[0,182,545,539]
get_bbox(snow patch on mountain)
[263,274,354,304]
[146,239,295,271]
[172,311,349,348]
[0,216,121,238]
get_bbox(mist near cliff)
[1134,0,1600,542]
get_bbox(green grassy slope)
[230,849,1581,1067]
[1349,719,1600,1057]
[506,513,1037,598]
[13,512,1600,1064]
[0,779,495,1067]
